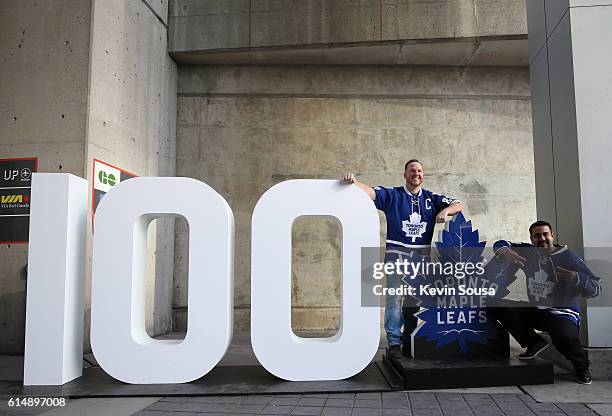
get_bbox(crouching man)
[489,220,602,384]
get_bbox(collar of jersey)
[531,244,569,257]
[403,185,422,198]
[549,245,569,256]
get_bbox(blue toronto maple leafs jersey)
[373,186,458,249]
[493,241,602,324]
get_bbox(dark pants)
[488,306,589,372]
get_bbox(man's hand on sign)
[496,247,527,268]
[342,174,357,184]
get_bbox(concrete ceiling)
[171,36,528,67]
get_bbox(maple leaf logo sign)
[409,212,514,355]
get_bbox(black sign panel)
[0,158,37,244]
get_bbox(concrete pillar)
[85,0,178,348]
[527,0,612,347]
[0,0,177,354]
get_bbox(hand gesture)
[496,247,526,267]
[556,266,579,285]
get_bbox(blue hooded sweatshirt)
[493,241,602,324]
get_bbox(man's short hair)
[404,159,422,171]
[529,220,553,235]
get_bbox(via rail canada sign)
[24,174,381,385]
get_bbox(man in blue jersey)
[343,159,463,359]
[489,220,602,384]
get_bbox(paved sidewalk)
[134,392,605,416]
[2,391,609,416]
[3,333,611,416]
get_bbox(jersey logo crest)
[528,267,556,301]
[401,212,427,242]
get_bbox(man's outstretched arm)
[556,253,602,298]
[435,201,464,223]
[342,174,376,200]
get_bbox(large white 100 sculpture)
[24,174,380,385]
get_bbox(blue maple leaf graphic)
[409,213,514,353]
[436,212,485,264]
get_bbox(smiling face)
[530,225,555,253]
[404,161,424,189]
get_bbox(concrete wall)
[0,0,92,354]
[175,65,536,331]
[85,0,177,346]
[169,0,527,50]
[168,0,529,66]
